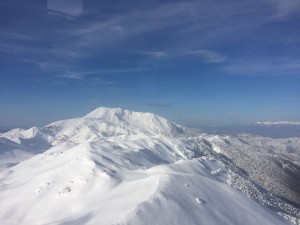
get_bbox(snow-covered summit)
[44,107,184,144]
[84,107,133,119]
[83,107,183,135]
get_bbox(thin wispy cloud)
[61,71,91,79]
[89,99,105,104]
[224,58,300,76]
[0,31,37,41]
[59,68,145,79]
[146,103,171,108]
[139,51,168,59]
[270,0,300,19]
[47,0,83,19]
[186,50,228,63]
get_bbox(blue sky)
[0,0,300,127]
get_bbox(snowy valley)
[0,107,299,225]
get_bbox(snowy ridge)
[0,127,51,166]
[0,107,299,225]
[1,127,49,145]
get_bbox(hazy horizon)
[1,107,300,139]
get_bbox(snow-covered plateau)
[0,107,299,225]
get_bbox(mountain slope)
[204,134,300,206]
[0,107,299,225]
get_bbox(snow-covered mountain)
[0,107,299,225]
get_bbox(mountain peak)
[82,107,183,137]
[84,107,128,119]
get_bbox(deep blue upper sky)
[0,0,300,127]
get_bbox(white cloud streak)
[256,121,300,126]
[186,50,228,63]
[224,59,300,76]
[138,51,168,58]
[60,68,145,79]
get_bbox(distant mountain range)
[195,123,300,139]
